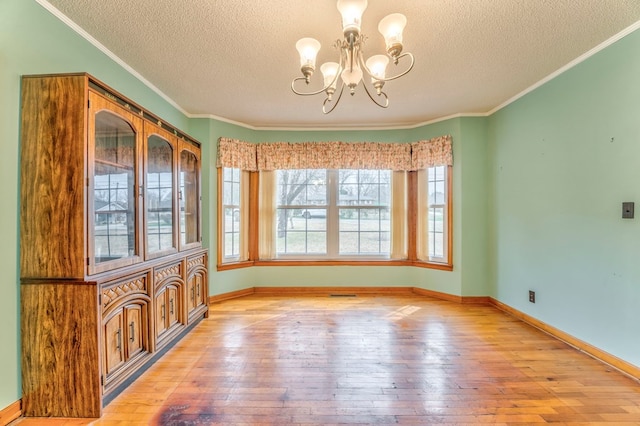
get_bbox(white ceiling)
[43,0,640,130]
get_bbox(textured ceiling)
[43,0,640,129]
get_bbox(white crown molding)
[36,0,640,132]
[487,19,640,116]
[189,113,263,131]
[189,112,491,132]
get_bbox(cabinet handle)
[116,328,122,351]
[129,321,135,342]
[161,303,166,320]
[197,283,200,299]
[191,286,195,302]
[170,298,174,315]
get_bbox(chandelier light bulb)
[296,38,321,82]
[321,62,340,91]
[378,13,407,58]
[365,55,389,80]
[337,0,368,39]
[365,55,388,95]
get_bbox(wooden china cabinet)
[19,73,208,418]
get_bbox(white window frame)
[426,165,449,264]
[275,169,391,260]
[221,167,242,262]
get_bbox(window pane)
[223,181,232,205]
[276,170,329,256]
[222,167,241,259]
[427,166,447,262]
[232,182,240,204]
[277,169,327,206]
[435,181,445,204]
[223,167,232,180]
[224,233,234,257]
[275,169,392,258]
[277,207,326,255]
[339,207,390,255]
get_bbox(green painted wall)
[488,28,640,366]
[459,118,490,296]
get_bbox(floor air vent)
[329,294,357,297]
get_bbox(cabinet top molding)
[22,72,201,149]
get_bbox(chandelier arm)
[361,79,389,109]
[326,54,345,92]
[322,83,345,114]
[291,51,344,97]
[291,77,332,96]
[359,51,415,83]
[377,52,415,82]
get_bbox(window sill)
[409,260,454,271]
[217,260,253,271]
[217,258,453,271]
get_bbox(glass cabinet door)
[179,146,201,249]
[145,132,176,257]
[89,92,143,273]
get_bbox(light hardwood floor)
[11,295,640,425]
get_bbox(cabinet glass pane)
[146,135,174,253]
[93,111,137,263]
[180,150,199,245]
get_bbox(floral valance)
[411,135,453,169]
[216,137,257,171]
[217,135,452,171]
[256,141,412,171]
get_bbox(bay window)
[216,136,452,270]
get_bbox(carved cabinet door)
[155,288,168,337]
[154,282,182,343]
[167,285,179,328]
[125,304,144,359]
[104,312,125,376]
[187,273,205,314]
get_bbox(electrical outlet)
[529,290,536,303]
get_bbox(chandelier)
[291,0,415,114]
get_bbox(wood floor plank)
[10,295,640,425]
